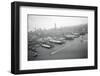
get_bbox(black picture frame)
[11,1,98,74]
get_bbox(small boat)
[49,39,64,44]
[64,34,75,40]
[28,50,38,57]
[72,33,80,38]
[41,43,53,49]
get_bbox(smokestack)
[54,23,56,30]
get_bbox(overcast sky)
[28,15,88,32]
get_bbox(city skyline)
[28,15,88,32]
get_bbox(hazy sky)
[28,15,88,32]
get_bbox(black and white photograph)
[28,14,88,61]
[11,2,97,74]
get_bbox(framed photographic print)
[11,1,98,74]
